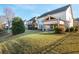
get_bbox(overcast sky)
[0,4,78,20]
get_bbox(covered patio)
[43,16,64,31]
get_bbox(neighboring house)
[0,21,5,31]
[0,7,15,30]
[36,4,73,31]
[23,19,31,29]
[27,17,38,30]
[0,15,14,29]
[0,16,8,29]
[74,18,79,26]
[23,19,28,29]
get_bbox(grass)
[0,30,79,54]
[0,30,66,54]
[47,32,79,54]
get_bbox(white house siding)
[36,5,74,31]
[37,11,66,30]
[43,20,64,31]
[50,11,66,20]
[50,11,68,28]
[59,21,64,24]
[44,24,50,31]
[36,17,44,30]
[66,6,73,28]
[44,20,64,25]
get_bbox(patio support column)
[52,24,54,30]
[49,15,51,31]
[48,15,50,21]
[57,19,60,28]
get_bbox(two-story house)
[36,4,73,31]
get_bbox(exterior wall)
[24,21,28,29]
[44,24,50,31]
[44,20,64,24]
[66,6,73,28]
[43,20,64,31]
[37,11,66,30]
[27,18,38,30]
[36,17,44,30]
[51,11,66,20]
[73,20,79,26]
[36,5,73,31]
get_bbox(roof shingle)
[38,4,71,18]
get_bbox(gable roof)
[38,4,71,19]
[75,18,79,21]
[29,17,36,21]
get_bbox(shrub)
[70,27,75,32]
[65,28,70,32]
[12,17,25,35]
[54,27,65,34]
[74,26,79,32]
[65,26,79,32]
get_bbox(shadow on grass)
[34,33,70,54]
[39,33,54,35]
[39,31,66,35]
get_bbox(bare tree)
[4,7,15,33]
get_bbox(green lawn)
[43,32,79,54]
[0,30,79,54]
[53,32,79,54]
[0,30,66,54]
